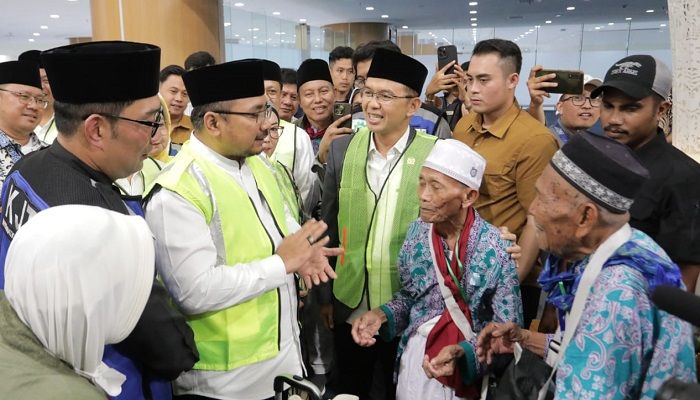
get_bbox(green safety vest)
[334,128,436,309]
[148,142,289,371]
[269,157,303,224]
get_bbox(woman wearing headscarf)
[0,205,155,399]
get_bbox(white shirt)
[346,127,410,324]
[274,120,319,216]
[145,134,303,400]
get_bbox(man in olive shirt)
[453,39,558,327]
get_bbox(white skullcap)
[423,139,486,189]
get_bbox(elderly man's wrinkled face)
[418,167,477,224]
[528,165,584,258]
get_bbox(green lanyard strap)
[444,243,469,304]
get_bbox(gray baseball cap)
[591,55,671,100]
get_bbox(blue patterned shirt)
[552,229,697,399]
[380,212,523,379]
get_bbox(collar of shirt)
[0,129,45,151]
[368,126,411,160]
[49,139,113,185]
[464,99,522,139]
[173,114,193,131]
[634,128,667,161]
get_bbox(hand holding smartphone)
[333,102,352,129]
[534,69,584,94]
[437,45,458,75]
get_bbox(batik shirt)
[0,130,46,187]
[380,212,523,379]
[548,229,697,400]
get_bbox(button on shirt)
[0,130,47,187]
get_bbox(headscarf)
[4,205,155,397]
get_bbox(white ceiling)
[0,0,669,60]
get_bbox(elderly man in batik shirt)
[352,139,522,400]
[470,132,696,400]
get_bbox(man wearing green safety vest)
[145,59,342,400]
[320,48,436,399]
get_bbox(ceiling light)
[625,17,632,21]
[40,25,48,29]
[32,32,40,36]
[28,38,35,42]
[299,18,307,23]
[469,2,478,5]
[381,14,389,18]
[535,25,541,28]
[49,14,60,18]
[272,11,280,15]
[555,14,561,17]
[646,9,654,13]
[545,20,552,24]
[528,28,534,32]
[470,18,477,21]
[253,36,257,39]
[469,10,477,14]
[275,32,286,35]
[471,23,478,27]
[234,34,240,37]
[660,23,667,27]
[67,0,77,2]
[402,25,408,29]
[234,2,244,6]
[608,22,614,25]
[365,6,374,11]
[224,22,231,27]
[566,6,575,11]
[594,26,601,30]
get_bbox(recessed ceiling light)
[224,22,231,27]
[471,23,478,27]
[275,32,286,35]
[252,36,257,39]
[402,25,408,29]
[469,1,478,5]
[625,17,632,21]
[528,29,534,32]
[365,6,374,11]
[28,38,35,42]
[272,11,280,15]
[469,10,477,14]
[470,17,477,21]
[234,2,244,6]
[595,26,601,30]
[234,34,240,37]
[566,6,575,11]
[40,25,48,29]
[49,14,60,19]
[32,32,40,36]
[381,14,389,18]
[660,23,667,27]
[545,20,552,24]
[555,14,561,17]
[299,18,307,23]
[646,9,654,13]
[608,22,614,25]
[535,25,541,28]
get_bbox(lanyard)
[444,243,469,304]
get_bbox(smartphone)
[437,45,458,75]
[333,102,352,129]
[535,69,584,94]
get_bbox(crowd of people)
[0,33,697,400]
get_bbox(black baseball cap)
[591,55,671,100]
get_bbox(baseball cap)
[591,55,671,100]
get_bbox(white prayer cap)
[423,139,486,189]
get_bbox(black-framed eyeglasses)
[561,95,601,108]
[211,103,273,124]
[268,125,284,139]
[98,109,164,137]
[0,88,49,109]
[359,88,416,103]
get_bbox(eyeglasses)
[359,88,416,104]
[212,103,273,125]
[99,109,164,137]
[354,77,366,90]
[268,125,284,139]
[0,88,49,109]
[561,95,601,107]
